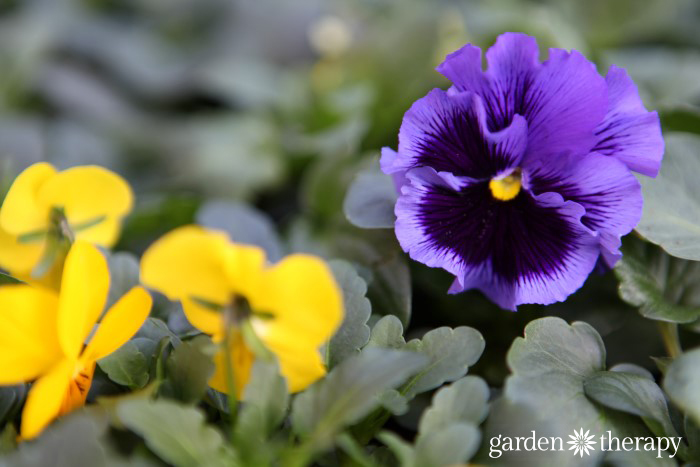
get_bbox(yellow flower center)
[489,169,522,201]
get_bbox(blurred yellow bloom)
[0,163,133,283]
[140,225,343,395]
[0,241,152,439]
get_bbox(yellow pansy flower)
[140,225,343,395]
[0,241,152,439]
[0,163,133,284]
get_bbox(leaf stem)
[658,322,682,358]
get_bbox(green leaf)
[636,133,700,261]
[2,411,108,467]
[664,347,700,426]
[584,371,679,439]
[366,315,405,350]
[233,360,289,465]
[196,199,283,261]
[413,423,481,467]
[492,317,673,465]
[367,252,412,327]
[98,340,150,389]
[326,260,371,367]
[377,431,415,467]
[614,241,700,323]
[403,326,485,398]
[105,251,141,310]
[343,169,397,229]
[116,399,235,467]
[418,376,489,435]
[291,348,427,449]
[159,335,216,403]
[0,272,22,285]
[0,384,26,425]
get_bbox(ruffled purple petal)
[525,152,642,268]
[380,147,408,191]
[391,89,528,178]
[437,33,608,161]
[593,66,664,177]
[396,167,599,310]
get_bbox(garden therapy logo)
[489,430,683,459]
[567,428,596,457]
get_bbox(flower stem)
[658,322,682,358]
[223,329,239,436]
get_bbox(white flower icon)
[568,428,596,457]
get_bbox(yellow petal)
[0,224,46,275]
[0,285,62,384]
[20,360,73,440]
[81,286,152,362]
[182,297,224,337]
[254,254,343,349]
[37,165,133,228]
[57,241,109,359]
[140,225,232,306]
[223,243,266,299]
[276,346,326,393]
[59,361,95,416]
[0,162,56,236]
[74,216,122,248]
[208,332,254,397]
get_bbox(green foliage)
[0,273,22,285]
[584,371,679,439]
[343,168,397,229]
[0,386,26,427]
[326,260,372,367]
[159,335,216,403]
[636,133,700,261]
[291,348,428,450]
[615,241,700,323]
[664,348,700,426]
[196,200,284,261]
[233,361,289,465]
[1,412,109,467]
[116,399,236,467]
[98,341,150,389]
[105,251,141,310]
[486,317,677,465]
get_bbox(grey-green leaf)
[0,272,22,285]
[327,260,372,367]
[98,340,150,389]
[106,251,141,310]
[418,376,489,435]
[291,348,427,448]
[160,335,216,403]
[237,360,289,439]
[584,371,678,438]
[343,169,397,229]
[116,399,235,467]
[2,412,108,467]
[365,315,406,350]
[196,199,283,261]
[614,241,700,323]
[497,317,672,465]
[414,423,481,467]
[636,133,700,261]
[404,327,485,398]
[664,347,700,426]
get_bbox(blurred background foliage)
[2,0,700,394]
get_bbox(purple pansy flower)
[381,33,664,310]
